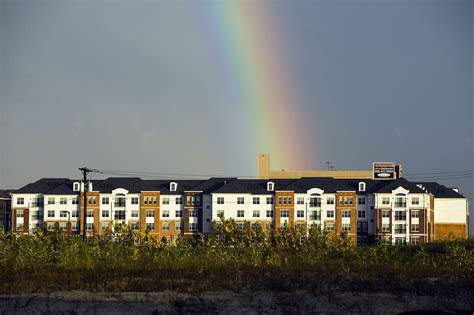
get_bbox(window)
[394,196,406,208]
[16,210,24,218]
[411,236,420,245]
[48,210,55,218]
[176,197,182,205]
[170,182,177,192]
[266,197,273,204]
[395,237,406,245]
[339,196,343,205]
[86,223,94,231]
[146,209,155,218]
[114,196,126,207]
[237,210,244,218]
[162,197,170,205]
[411,210,420,218]
[342,223,350,232]
[348,197,353,205]
[131,197,139,205]
[187,196,201,206]
[131,210,139,218]
[253,210,260,218]
[288,197,292,204]
[217,210,224,218]
[358,211,366,218]
[217,197,224,204]
[72,197,78,205]
[342,210,351,218]
[31,211,42,220]
[71,222,79,231]
[297,210,304,218]
[60,211,68,218]
[382,210,390,218]
[60,197,67,205]
[31,197,42,207]
[344,197,349,205]
[252,197,260,205]
[162,210,170,218]
[73,182,80,192]
[146,223,154,231]
[266,210,273,218]
[237,223,245,230]
[176,210,183,218]
[382,197,390,205]
[411,224,419,232]
[130,222,139,231]
[189,223,198,232]
[281,210,289,218]
[267,182,274,191]
[162,222,170,231]
[310,210,321,220]
[114,210,125,220]
[16,222,24,231]
[101,223,109,232]
[359,182,366,192]
[175,222,182,231]
[237,197,244,205]
[88,196,97,205]
[382,223,390,232]
[297,197,304,205]
[394,224,406,234]
[101,210,109,218]
[412,197,420,205]
[358,197,366,205]
[87,210,94,218]
[48,197,55,205]
[394,210,406,220]
[71,210,79,218]
[326,197,335,205]
[47,223,55,231]
[309,196,321,207]
[326,223,335,231]
[189,209,198,217]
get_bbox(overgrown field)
[0,221,473,295]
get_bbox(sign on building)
[373,162,396,180]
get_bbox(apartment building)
[10,175,469,244]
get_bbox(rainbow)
[198,2,319,170]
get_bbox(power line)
[405,170,474,176]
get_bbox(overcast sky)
[1,0,472,229]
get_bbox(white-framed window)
[326,223,335,231]
[342,210,351,218]
[267,182,274,192]
[237,197,244,205]
[326,197,335,205]
[358,211,366,218]
[162,210,170,218]
[176,197,183,205]
[175,210,182,217]
[382,197,390,205]
[411,210,420,218]
[266,197,273,204]
[186,196,200,206]
[281,210,289,218]
[129,222,139,231]
[31,210,42,220]
[252,210,260,218]
[47,197,55,205]
[237,222,245,230]
[394,224,406,234]
[237,210,244,218]
[309,196,321,207]
[59,197,67,205]
[357,197,366,205]
[48,210,55,218]
[146,223,154,231]
[217,210,224,218]
[411,224,419,232]
[60,211,68,218]
[162,222,170,231]
[101,223,109,231]
[72,197,78,205]
[16,210,24,218]
[411,197,420,205]
[146,209,154,218]
[101,210,109,218]
[382,223,390,232]
[341,223,350,232]
[326,210,335,218]
[71,210,79,218]
[217,197,224,204]
[189,222,198,232]
[296,210,304,218]
[382,210,390,218]
[115,210,126,220]
[296,197,304,205]
[253,197,260,204]
[266,210,273,218]
[87,210,94,218]
[310,210,321,220]
[71,222,79,231]
[411,236,420,245]
[73,182,80,192]
[359,182,366,192]
[175,222,182,231]
[394,210,406,220]
[189,209,198,217]
[88,196,97,205]
[131,197,139,205]
[47,223,55,231]
[86,223,94,231]
[162,197,170,205]
[170,182,178,192]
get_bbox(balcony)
[394,228,406,234]
[309,215,321,221]
[114,200,126,207]
[394,202,406,208]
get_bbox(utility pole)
[79,167,94,240]
[326,162,331,171]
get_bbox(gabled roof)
[45,180,79,195]
[282,178,355,193]
[93,177,143,193]
[416,182,465,198]
[212,179,295,194]
[142,180,204,194]
[0,190,13,198]
[15,178,70,194]
[190,178,237,194]
[374,178,425,194]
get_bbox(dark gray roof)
[93,177,143,193]
[142,180,204,194]
[212,179,295,194]
[45,180,79,195]
[416,182,465,198]
[15,178,70,194]
[0,190,13,198]
[282,178,355,193]
[375,178,425,194]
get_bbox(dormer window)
[170,182,178,192]
[358,182,366,192]
[267,182,274,192]
[73,182,80,192]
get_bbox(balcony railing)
[394,214,406,221]
[114,201,126,207]
[394,228,406,234]
[394,202,406,208]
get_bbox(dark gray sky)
[1,0,472,230]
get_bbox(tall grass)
[0,221,472,294]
